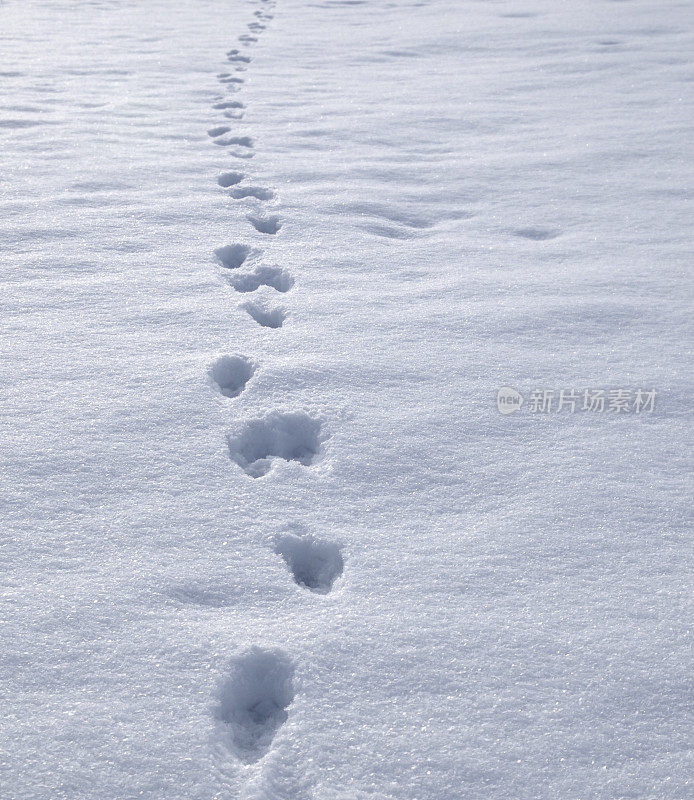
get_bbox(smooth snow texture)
[1,0,692,798]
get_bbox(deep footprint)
[230,186,275,201]
[227,266,294,294]
[228,411,322,478]
[248,214,282,234]
[214,243,253,269]
[513,227,560,240]
[209,355,255,398]
[274,533,344,593]
[227,51,251,63]
[217,171,244,187]
[208,125,231,138]
[213,135,254,148]
[217,647,295,764]
[212,100,245,110]
[239,300,286,328]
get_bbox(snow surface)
[1,0,692,797]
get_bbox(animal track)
[274,533,344,593]
[209,355,255,398]
[239,300,286,328]
[227,265,294,294]
[217,647,295,764]
[513,227,560,240]
[227,50,251,63]
[217,171,244,187]
[213,135,254,148]
[228,411,322,478]
[231,186,275,201]
[248,214,282,234]
[208,125,231,138]
[212,100,244,110]
[214,243,253,269]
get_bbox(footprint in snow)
[238,35,258,44]
[208,125,231,138]
[227,265,294,294]
[248,214,281,234]
[217,647,295,764]
[214,243,254,269]
[230,186,275,201]
[239,299,286,328]
[274,532,344,593]
[213,100,245,110]
[213,135,254,148]
[226,50,251,63]
[209,355,256,399]
[217,171,244,187]
[513,227,560,240]
[228,411,322,478]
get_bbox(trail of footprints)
[200,0,344,767]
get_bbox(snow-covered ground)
[1,0,692,797]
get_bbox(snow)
[1,0,692,797]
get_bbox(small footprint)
[513,227,560,241]
[213,135,254,148]
[227,265,294,294]
[228,148,255,160]
[248,214,281,234]
[239,300,286,328]
[274,533,343,593]
[217,171,244,187]
[228,411,322,477]
[230,186,275,201]
[214,243,254,269]
[227,51,251,63]
[209,355,256,398]
[219,76,244,84]
[217,647,295,764]
[213,100,245,110]
[208,125,231,138]
[239,35,258,44]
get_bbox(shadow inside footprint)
[231,186,275,201]
[239,300,287,328]
[214,243,252,269]
[213,135,253,148]
[209,355,255,398]
[248,214,282,234]
[208,125,231,137]
[217,647,295,764]
[274,533,343,593]
[227,266,294,294]
[228,411,322,477]
[217,171,244,187]
[513,227,560,240]
[213,100,245,110]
